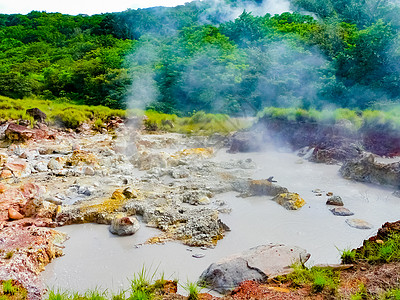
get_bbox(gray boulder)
[109,216,140,236]
[340,154,400,187]
[326,196,343,206]
[198,244,310,294]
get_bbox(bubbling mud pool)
[41,146,400,293]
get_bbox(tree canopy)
[1,0,400,114]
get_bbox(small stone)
[0,169,12,179]
[326,192,333,196]
[192,253,205,258]
[316,193,322,196]
[326,196,344,206]
[34,161,48,172]
[201,247,208,250]
[312,189,322,193]
[8,208,24,220]
[198,196,211,205]
[83,166,95,176]
[186,248,193,252]
[346,218,373,229]
[45,197,62,205]
[48,158,62,170]
[393,190,400,198]
[109,216,140,236]
[78,186,92,196]
[360,266,367,271]
[376,239,384,244]
[330,207,354,216]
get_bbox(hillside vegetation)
[1,0,400,115]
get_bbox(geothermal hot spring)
[41,141,400,293]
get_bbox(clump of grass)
[46,289,69,300]
[1,279,28,299]
[5,251,13,259]
[183,281,201,300]
[380,288,400,300]
[340,248,357,264]
[128,266,160,300]
[356,233,400,264]
[351,283,368,300]
[2,280,16,295]
[280,263,339,294]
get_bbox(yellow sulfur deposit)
[273,193,306,210]
[171,147,214,159]
[80,189,133,214]
[66,150,98,167]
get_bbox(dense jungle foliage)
[1,0,400,115]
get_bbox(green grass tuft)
[183,281,201,300]
[381,288,400,300]
[340,248,357,264]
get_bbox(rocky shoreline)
[0,114,399,299]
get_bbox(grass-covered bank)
[258,106,400,131]
[0,96,251,135]
[4,96,400,136]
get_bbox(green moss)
[0,280,28,299]
[355,233,400,264]
[282,263,339,294]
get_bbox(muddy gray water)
[41,147,400,294]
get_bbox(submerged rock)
[272,193,306,210]
[109,216,140,236]
[248,180,288,197]
[346,218,373,229]
[330,207,354,216]
[198,244,310,294]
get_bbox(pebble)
[83,166,95,176]
[8,208,24,220]
[192,253,205,258]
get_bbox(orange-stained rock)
[0,183,6,193]
[8,208,24,220]
[5,123,35,141]
[20,182,42,200]
[4,160,29,178]
[1,169,12,179]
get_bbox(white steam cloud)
[197,0,291,24]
